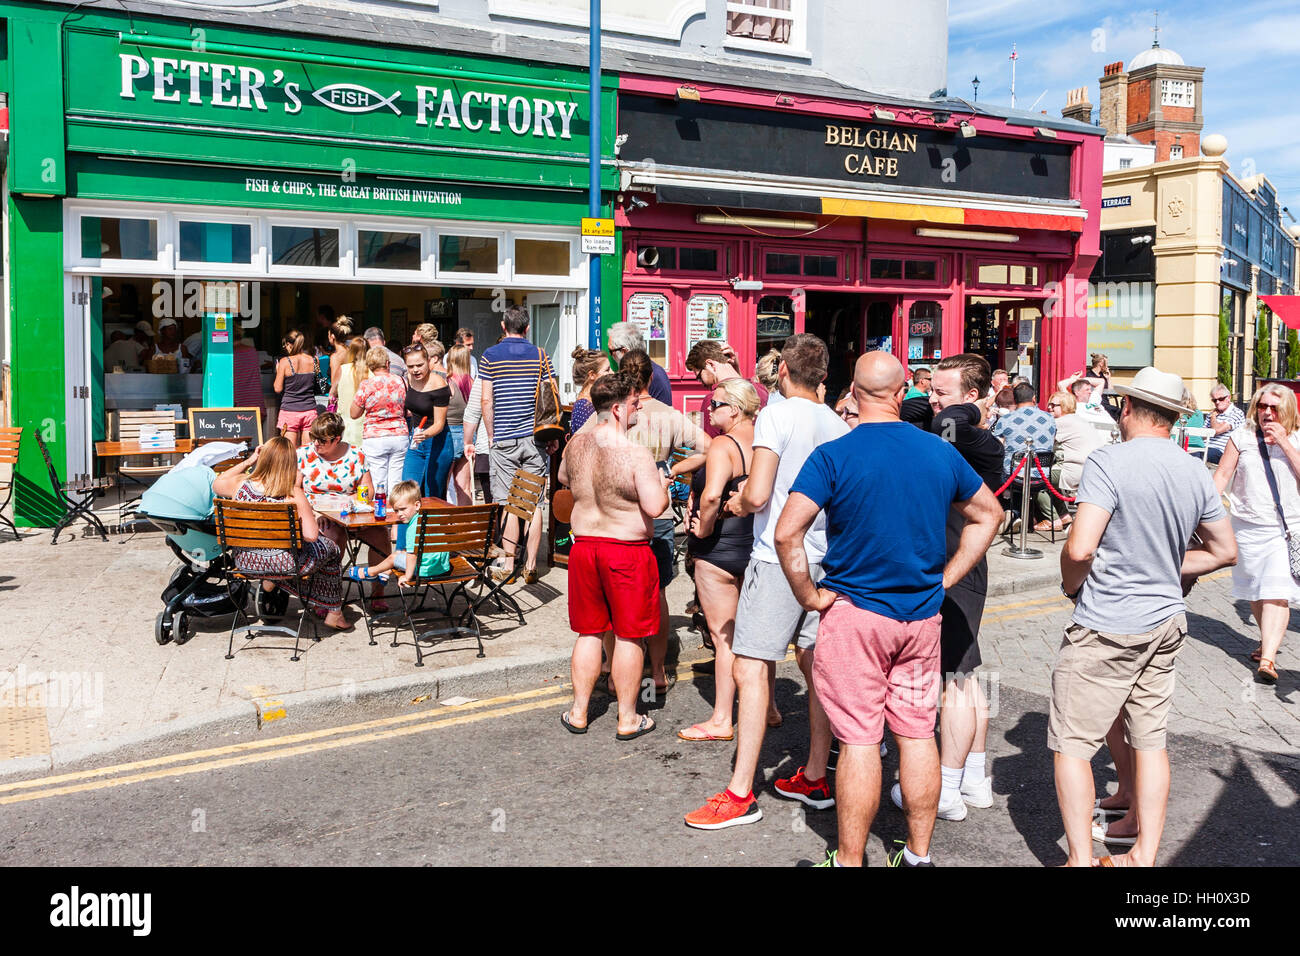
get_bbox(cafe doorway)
[965,296,1045,390]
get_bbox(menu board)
[687,295,728,351]
[188,406,263,445]
[627,293,669,344]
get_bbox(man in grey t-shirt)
[1052,367,1236,868]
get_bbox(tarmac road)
[1,645,1295,867]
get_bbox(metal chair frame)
[214,498,320,662]
[473,469,545,622]
[0,427,22,540]
[380,504,496,666]
[36,433,111,544]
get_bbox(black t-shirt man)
[932,402,1002,492]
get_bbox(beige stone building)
[1067,38,1300,407]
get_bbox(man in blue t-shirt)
[480,305,558,583]
[775,352,1001,868]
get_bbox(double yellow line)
[1,658,719,807]
[0,683,579,807]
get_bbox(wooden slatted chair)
[477,468,546,621]
[389,504,496,666]
[36,433,112,544]
[0,427,21,540]
[213,498,319,662]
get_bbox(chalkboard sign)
[187,407,264,445]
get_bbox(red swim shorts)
[568,536,660,640]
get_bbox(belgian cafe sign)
[824,125,919,178]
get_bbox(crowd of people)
[555,331,1293,868]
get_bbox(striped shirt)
[479,338,555,442]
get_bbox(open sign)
[909,320,935,336]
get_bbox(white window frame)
[722,0,810,59]
[62,200,587,292]
[173,212,263,274]
[1169,145,1184,160]
[354,222,432,281]
[67,207,170,275]
[267,218,349,276]
[509,230,579,286]
[1160,79,1194,108]
[434,227,506,283]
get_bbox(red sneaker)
[684,791,763,830]
[774,767,835,809]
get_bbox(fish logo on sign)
[312,83,402,115]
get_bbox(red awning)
[1262,296,1300,330]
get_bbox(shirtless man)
[558,372,670,740]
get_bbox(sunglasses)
[1047,402,1062,408]
[1214,396,1231,403]
[708,399,733,411]
[1258,402,1281,411]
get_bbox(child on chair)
[345,480,449,586]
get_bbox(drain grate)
[0,704,51,761]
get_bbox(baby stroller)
[138,464,272,645]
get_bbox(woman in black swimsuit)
[679,377,759,743]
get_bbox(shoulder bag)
[532,346,565,444]
[1254,427,1300,581]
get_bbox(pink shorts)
[813,597,941,745]
[277,408,319,433]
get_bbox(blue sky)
[947,0,1300,216]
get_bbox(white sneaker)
[889,783,968,821]
[959,775,994,809]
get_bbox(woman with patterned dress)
[212,436,349,630]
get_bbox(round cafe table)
[315,497,449,566]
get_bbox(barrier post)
[1003,438,1043,561]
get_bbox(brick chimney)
[1062,86,1092,124]
[1098,60,1127,136]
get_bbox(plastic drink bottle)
[374,492,387,519]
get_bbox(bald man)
[775,352,1002,867]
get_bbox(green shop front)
[3,5,617,526]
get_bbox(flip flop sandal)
[1092,820,1138,846]
[1095,856,1116,867]
[1257,659,1279,683]
[1093,797,1130,815]
[676,723,733,742]
[616,714,656,741]
[560,711,588,735]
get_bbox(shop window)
[756,295,795,357]
[803,255,838,278]
[974,261,1041,287]
[440,234,499,274]
[869,257,939,283]
[679,247,719,272]
[687,294,729,354]
[766,252,802,275]
[271,226,339,268]
[905,260,937,282]
[626,293,670,368]
[869,258,903,281]
[358,230,421,271]
[638,245,675,270]
[81,217,158,261]
[178,221,252,265]
[907,301,943,363]
[515,238,571,276]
